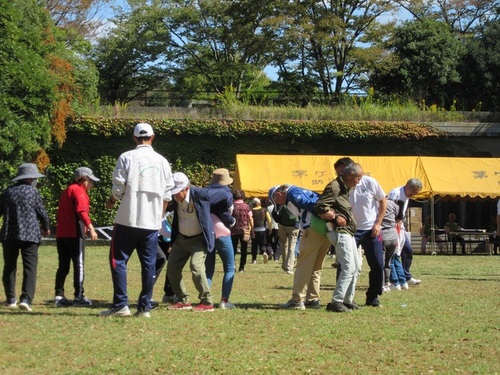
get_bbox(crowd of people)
[2,123,499,316]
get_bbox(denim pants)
[329,231,360,305]
[390,255,407,285]
[109,224,158,312]
[401,231,413,280]
[355,230,384,300]
[205,235,235,300]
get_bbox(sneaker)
[304,300,321,309]
[326,301,352,313]
[55,296,73,307]
[6,300,18,309]
[19,301,33,312]
[162,295,177,304]
[390,284,402,291]
[220,300,235,310]
[238,269,244,273]
[344,302,361,310]
[99,305,131,317]
[382,285,391,293]
[408,278,421,285]
[366,297,381,307]
[193,303,215,312]
[401,282,409,290]
[285,270,294,274]
[251,260,257,264]
[279,300,305,310]
[133,310,151,318]
[167,301,193,311]
[263,253,269,263]
[73,296,92,307]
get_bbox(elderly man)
[101,123,174,318]
[315,163,364,312]
[387,178,423,285]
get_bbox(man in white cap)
[0,163,50,312]
[166,172,231,312]
[101,123,174,318]
[54,167,100,308]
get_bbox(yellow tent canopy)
[234,154,500,199]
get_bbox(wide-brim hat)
[209,168,233,186]
[12,163,46,181]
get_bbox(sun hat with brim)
[209,168,233,186]
[12,163,46,181]
[74,167,100,182]
[170,172,190,195]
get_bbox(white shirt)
[112,144,174,229]
[349,175,386,230]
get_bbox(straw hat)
[209,168,233,186]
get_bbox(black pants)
[2,240,39,304]
[55,237,85,298]
[251,231,268,261]
[156,240,174,297]
[231,233,249,271]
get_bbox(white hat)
[74,167,100,182]
[133,122,154,138]
[171,172,190,195]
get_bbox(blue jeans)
[390,255,407,285]
[109,224,158,312]
[205,236,235,300]
[355,230,384,301]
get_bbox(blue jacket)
[286,186,320,214]
[207,184,236,228]
[169,186,230,252]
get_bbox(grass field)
[0,245,499,374]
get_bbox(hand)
[335,216,347,226]
[371,223,381,238]
[88,227,98,240]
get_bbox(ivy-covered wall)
[41,117,477,228]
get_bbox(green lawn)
[1,245,499,374]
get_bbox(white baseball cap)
[171,172,190,195]
[133,122,154,138]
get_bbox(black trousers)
[55,237,85,298]
[2,240,39,304]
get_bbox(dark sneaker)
[192,303,215,312]
[55,296,73,307]
[326,301,352,313]
[304,300,321,309]
[344,302,361,310]
[73,296,92,307]
[279,300,305,310]
[365,297,381,307]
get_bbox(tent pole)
[430,196,436,254]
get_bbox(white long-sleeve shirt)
[112,144,174,230]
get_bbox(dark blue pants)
[402,231,413,281]
[109,224,158,312]
[355,230,384,301]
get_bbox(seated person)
[444,213,466,255]
[420,215,444,253]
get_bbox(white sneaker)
[401,282,409,290]
[6,300,18,309]
[263,253,269,263]
[382,285,391,293]
[19,301,33,312]
[220,300,235,309]
[408,278,421,285]
[99,305,131,317]
[279,300,305,310]
[133,310,151,318]
[390,284,402,291]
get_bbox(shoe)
[285,270,294,274]
[238,269,244,273]
[326,301,352,313]
[99,305,131,317]
[220,300,235,309]
[401,282,409,290]
[390,284,402,291]
[162,295,177,304]
[263,253,269,263]
[55,296,73,307]
[73,296,92,307]
[19,301,33,312]
[167,301,193,311]
[279,300,305,310]
[304,300,321,309]
[150,300,159,309]
[6,300,18,309]
[365,297,381,307]
[193,303,215,312]
[251,260,257,264]
[382,284,391,293]
[344,302,361,310]
[133,310,151,318]
[408,278,421,285]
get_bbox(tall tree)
[92,2,172,105]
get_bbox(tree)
[370,18,465,107]
[91,2,172,104]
